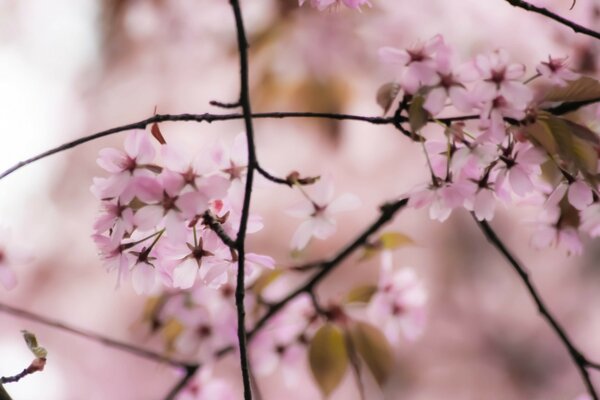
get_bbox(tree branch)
[202,210,237,248]
[473,216,599,400]
[504,0,600,40]
[229,0,257,398]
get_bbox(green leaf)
[380,232,415,250]
[251,270,283,296]
[308,323,349,397]
[360,231,415,261]
[344,285,378,304]
[522,120,558,154]
[376,82,401,115]
[542,76,600,103]
[408,95,429,133]
[348,322,394,387]
[21,330,47,359]
[537,114,598,174]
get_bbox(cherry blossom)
[287,176,361,249]
[368,258,427,343]
[536,56,579,87]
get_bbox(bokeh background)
[0,0,599,399]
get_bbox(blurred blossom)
[368,255,427,343]
[0,227,29,290]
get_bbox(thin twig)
[229,0,257,398]
[0,302,194,370]
[210,100,241,109]
[473,216,599,400]
[202,210,237,248]
[504,0,600,40]
[2,96,598,182]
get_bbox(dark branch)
[229,0,257,398]
[473,216,599,400]
[0,112,393,182]
[202,210,237,248]
[163,364,200,400]
[0,302,195,370]
[504,0,600,40]
[255,164,291,186]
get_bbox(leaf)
[21,330,47,359]
[308,323,349,397]
[251,270,283,296]
[348,322,394,387]
[522,120,558,154]
[359,232,415,261]
[151,122,167,145]
[162,319,184,352]
[538,114,599,174]
[408,95,429,134]
[344,285,378,304]
[542,76,600,103]
[376,82,401,115]
[379,232,415,250]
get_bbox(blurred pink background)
[1,0,599,399]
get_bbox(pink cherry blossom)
[379,35,449,94]
[495,143,545,197]
[287,176,361,249]
[368,261,427,344]
[536,56,579,87]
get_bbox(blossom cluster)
[91,131,274,294]
[380,35,600,255]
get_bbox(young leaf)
[379,232,415,250]
[344,285,378,304]
[21,330,47,359]
[151,122,167,145]
[542,76,600,103]
[408,95,429,134]
[376,82,401,115]
[308,323,349,397]
[348,322,394,387]
[538,115,598,174]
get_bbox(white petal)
[173,259,198,289]
[327,193,361,214]
[131,263,156,294]
[508,167,533,196]
[291,219,316,250]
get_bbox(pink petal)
[134,205,164,230]
[508,166,533,196]
[568,181,593,210]
[378,47,409,65]
[423,87,448,115]
[0,265,17,290]
[124,131,156,163]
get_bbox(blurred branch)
[0,302,196,371]
[163,364,200,400]
[504,0,600,40]
[229,0,256,398]
[473,216,600,400]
